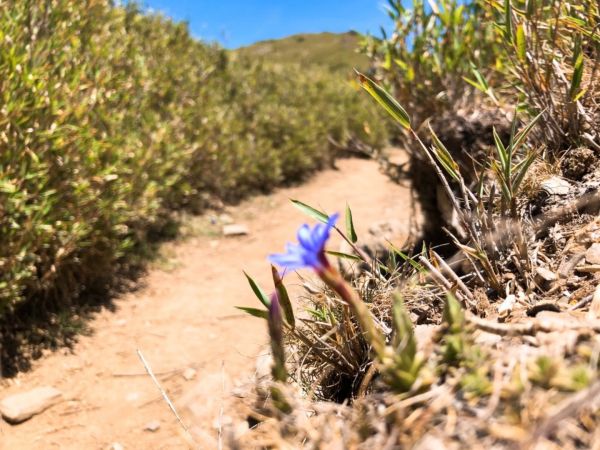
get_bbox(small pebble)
[222,224,249,237]
[182,368,197,381]
[585,243,600,265]
[144,420,161,432]
[541,176,572,195]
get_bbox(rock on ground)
[585,243,600,265]
[222,224,249,237]
[0,386,62,424]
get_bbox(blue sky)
[141,1,390,48]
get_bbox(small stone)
[474,330,502,347]
[0,387,62,424]
[585,243,600,265]
[541,176,572,195]
[144,420,161,432]
[536,267,557,282]
[182,368,197,381]
[231,386,248,398]
[110,443,124,450]
[588,284,600,319]
[233,420,250,439]
[222,224,249,237]
[497,294,516,317]
[535,267,558,290]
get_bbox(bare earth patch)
[0,157,412,449]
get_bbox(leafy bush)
[362,0,502,126]
[489,0,600,151]
[0,0,387,321]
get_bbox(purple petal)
[297,224,315,249]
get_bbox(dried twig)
[431,250,475,304]
[136,349,199,448]
[466,313,600,336]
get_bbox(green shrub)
[362,0,502,127]
[488,0,600,151]
[0,0,387,319]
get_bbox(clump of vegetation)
[235,0,600,447]
[0,0,387,371]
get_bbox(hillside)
[235,31,370,73]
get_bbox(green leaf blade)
[345,203,358,243]
[244,271,271,308]
[271,265,295,329]
[356,71,412,129]
[235,306,268,320]
[291,199,329,223]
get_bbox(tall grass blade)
[244,271,271,308]
[291,199,329,224]
[356,71,412,129]
[271,265,295,329]
[345,204,358,243]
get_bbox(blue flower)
[269,213,339,271]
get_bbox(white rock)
[585,243,600,265]
[497,294,516,316]
[182,368,197,381]
[541,176,572,195]
[0,386,62,423]
[110,443,124,450]
[233,420,250,439]
[144,420,161,432]
[536,267,557,282]
[222,224,249,237]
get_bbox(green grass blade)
[570,49,584,101]
[516,24,526,61]
[235,306,268,320]
[492,127,509,173]
[512,110,545,151]
[244,271,271,308]
[429,125,460,181]
[504,0,513,42]
[291,199,329,223]
[356,71,411,129]
[512,151,537,193]
[345,203,358,243]
[271,265,295,329]
[326,250,362,262]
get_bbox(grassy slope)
[235,31,370,73]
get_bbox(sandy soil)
[0,157,412,449]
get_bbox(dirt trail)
[0,157,412,449]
